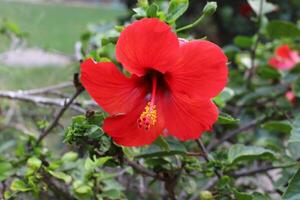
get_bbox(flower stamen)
[138,76,158,130]
[138,102,157,130]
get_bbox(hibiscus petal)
[162,92,218,141]
[103,92,165,147]
[276,45,292,59]
[80,58,147,115]
[116,18,180,76]
[268,57,295,70]
[166,40,228,100]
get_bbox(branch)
[36,86,84,145]
[245,0,264,87]
[1,181,6,200]
[41,170,76,200]
[0,90,86,113]
[189,176,218,200]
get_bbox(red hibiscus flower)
[269,45,300,70]
[80,18,228,146]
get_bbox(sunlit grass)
[0,1,126,54]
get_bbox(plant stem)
[246,0,264,87]
[207,116,268,151]
[196,139,222,179]
[36,85,84,145]
[176,15,205,33]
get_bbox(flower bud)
[138,0,149,8]
[199,191,213,200]
[203,2,217,17]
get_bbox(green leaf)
[4,20,22,36]
[0,140,15,153]
[64,113,105,144]
[247,0,277,15]
[62,152,78,162]
[73,180,93,195]
[257,65,281,80]
[133,7,146,17]
[282,168,300,200]
[49,171,72,184]
[102,189,122,199]
[262,120,292,134]
[214,87,235,107]
[0,162,13,182]
[228,144,276,164]
[288,117,300,160]
[166,0,189,22]
[292,76,300,97]
[85,156,112,172]
[234,36,253,49]
[10,179,31,192]
[137,0,149,8]
[27,157,42,170]
[266,20,300,39]
[233,191,269,200]
[218,113,240,125]
[234,189,252,200]
[146,3,159,18]
[253,192,270,200]
[153,136,170,151]
[220,87,235,102]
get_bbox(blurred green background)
[0,0,125,90]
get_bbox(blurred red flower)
[285,91,296,105]
[269,45,300,70]
[80,18,228,146]
[239,3,253,17]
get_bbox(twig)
[207,117,267,151]
[36,86,84,145]
[20,82,73,95]
[196,139,222,179]
[231,164,296,178]
[186,152,204,157]
[232,166,278,177]
[124,158,164,180]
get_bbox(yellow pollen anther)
[138,102,157,130]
